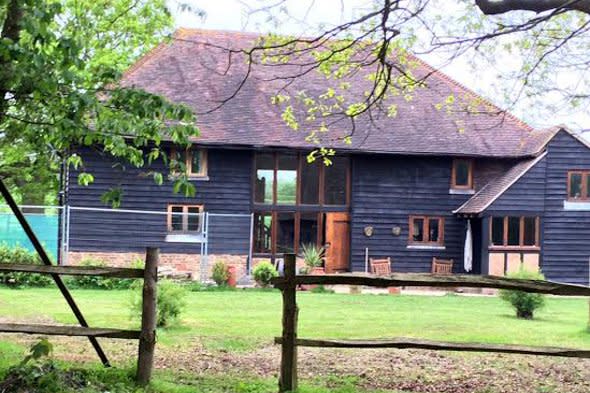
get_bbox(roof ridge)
[171,28,532,132]
[408,54,533,132]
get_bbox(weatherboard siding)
[66,146,252,255]
[350,155,472,273]
[542,131,590,285]
[484,156,547,214]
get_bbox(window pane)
[253,213,272,253]
[255,154,274,204]
[170,206,183,231]
[172,149,187,173]
[570,173,583,199]
[301,160,319,205]
[299,213,319,249]
[190,149,203,174]
[523,217,537,246]
[507,217,520,246]
[454,160,470,187]
[276,213,295,254]
[586,174,590,199]
[412,218,424,242]
[187,207,201,232]
[324,156,348,205]
[277,155,297,205]
[491,217,504,246]
[428,219,440,243]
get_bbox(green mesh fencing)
[0,213,59,259]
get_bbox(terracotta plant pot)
[299,266,325,291]
[227,265,237,288]
[388,286,400,295]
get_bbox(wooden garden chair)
[370,257,392,276]
[431,257,453,274]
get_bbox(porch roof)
[453,152,548,215]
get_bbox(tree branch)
[475,0,590,15]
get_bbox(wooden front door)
[324,212,350,273]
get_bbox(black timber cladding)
[542,131,590,285]
[349,155,477,274]
[66,146,252,255]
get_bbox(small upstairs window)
[171,147,208,178]
[451,159,473,190]
[408,216,444,246]
[167,205,204,233]
[567,171,590,200]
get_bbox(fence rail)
[273,253,590,393]
[0,247,158,385]
[272,273,590,296]
[0,264,144,278]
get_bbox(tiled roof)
[122,28,543,157]
[453,152,548,215]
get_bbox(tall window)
[490,216,539,248]
[567,171,590,200]
[408,216,444,246]
[171,147,208,177]
[167,205,204,233]
[254,152,350,206]
[451,159,473,190]
[253,212,323,255]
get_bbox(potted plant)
[300,243,326,274]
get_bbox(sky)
[169,0,590,132]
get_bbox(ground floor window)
[408,216,444,246]
[490,216,539,248]
[167,205,204,233]
[253,211,323,255]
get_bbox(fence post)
[136,247,159,385]
[279,253,298,393]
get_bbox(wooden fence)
[0,247,158,385]
[272,253,590,393]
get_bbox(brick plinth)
[67,251,248,281]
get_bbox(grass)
[0,287,589,392]
[0,287,588,350]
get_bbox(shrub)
[252,261,278,288]
[499,267,546,319]
[300,243,325,269]
[310,285,335,294]
[131,279,187,328]
[67,258,142,290]
[211,260,230,286]
[0,244,52,288]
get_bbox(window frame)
[408,215,445,246]
[253,211,323,256]
[171,147,208,178]
[167,204,204,234]
[488,216,540,250]
[253,152,350,207]
[567,170,590,201]
[451,159,474,190]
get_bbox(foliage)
[300,243,325,268]
[211,260,230,286]
[66,258,142,290]
[131,279,187,328]
[0,244,52,288]
[0,0,199,205]
[252,261,278,288]
[499,268,546,320]
[310,285,335,294]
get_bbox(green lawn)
[0,287,589,392]
[0,287,588,349]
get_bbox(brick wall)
[67,251,249,281]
